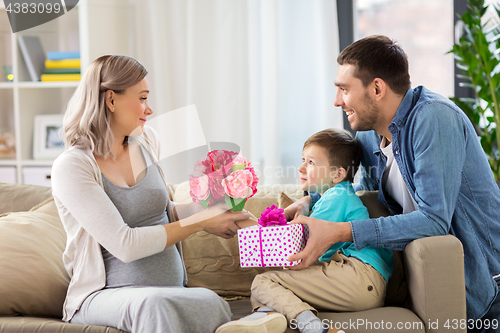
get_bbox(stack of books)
[41,51,81,82]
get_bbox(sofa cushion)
[0,316,127,333]
[0,198,69,317]
[278,191,297,209]
[356,190,391,218]
[0,183,52,215]
[178,183,303,296]
[354,191,408,306]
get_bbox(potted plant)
[449,0,500,180]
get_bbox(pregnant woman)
[51,55,249,333]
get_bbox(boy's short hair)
[337,35,411,96]
[304,128,361,183]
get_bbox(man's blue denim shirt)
[349,86,500,320]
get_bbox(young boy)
[216,129,393,333]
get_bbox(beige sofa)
[0,182,466,333]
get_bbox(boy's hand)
[284,196,311,221]
[287,217,352,270]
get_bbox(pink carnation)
[258,205,287,227]
[232,156,247,168]
[208,173,226,200]
[189,173,211,203]
[222,169,254,199]
[194,157,211,174]
[231,156,259,199]
[209,150,238,176]
[189,150,259,209]
[244,160,259,199]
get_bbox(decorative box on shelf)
[238,223,309,267]
[0,166,16,184]
[0,131,15,159]
[22,167,52,187]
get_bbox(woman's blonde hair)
[63,55,148,157]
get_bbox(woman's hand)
[202,204,250,238]
[179,203,249,239]
[284,195,311,221]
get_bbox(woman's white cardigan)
[51,126,185,322]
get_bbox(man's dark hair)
[337,35,411,95]
[304,128,361,183]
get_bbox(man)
[287,35,500,327]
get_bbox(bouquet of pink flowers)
[189,150,259,211]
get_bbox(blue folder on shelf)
[47,51,81,60]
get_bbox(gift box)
[237,223,309,267]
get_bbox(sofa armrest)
[403,235,466,333]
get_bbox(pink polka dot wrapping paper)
[237,224,309,267]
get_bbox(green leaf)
[478,88,492,101]
[479,5,488,18]
[491,73,500,89]
[462,11,474,26]
[232,164,246,171]
[481,137,492,153]
[469,0,483,9]
[484,56,499,73]
[225,194,246,212]
[199,196,211,209]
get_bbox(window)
[356,0,455,98]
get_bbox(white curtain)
[133,0,341,185]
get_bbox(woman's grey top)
[101,144,184,288]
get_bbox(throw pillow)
[355,191,407,306]
[0,198,69,317]
[355,190,391,218]
[277,191,297,209]
[0,183,52,215]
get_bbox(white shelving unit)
[0,0,133,184]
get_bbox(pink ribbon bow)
[258,205,287,227]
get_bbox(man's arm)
[353,103,466,250]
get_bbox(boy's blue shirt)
[311,181,393,282]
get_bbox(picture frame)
[33,114,65,160]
